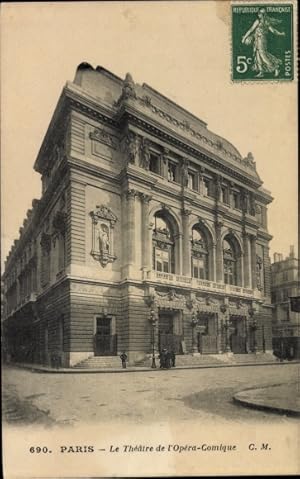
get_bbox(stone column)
[125,189,137,275]
[243,232,251,288]
[182,209,191,276]
[141,194,152,276]
[250,234,257,289]
[175,233,183,275]
[215,221,223,282]
[209,243,216,281]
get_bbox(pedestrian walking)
[159,348,167,369]
[120,351,128,368]
[165,350,171,369]
[170,350,176,367]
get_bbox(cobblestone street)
[2,363,299,427]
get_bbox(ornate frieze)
[90,205,117,267]
[89,127,118,150]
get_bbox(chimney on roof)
[273,253,280,263]
[289,245,295,258]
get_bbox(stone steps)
[74,352,277,369]
[74,356,122,368]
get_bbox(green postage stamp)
[232,4,293,81]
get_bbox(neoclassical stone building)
[3,63,273,367]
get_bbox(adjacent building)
[271,246,300,358]
[3,63,274,367]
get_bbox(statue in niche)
[182,159,189,187]
[215,175,222,200]
[256,255,263,291]
[125,133,138,165]
[141,139,150,170]
[98,224,110,254]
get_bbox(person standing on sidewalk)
[120,351,128,368]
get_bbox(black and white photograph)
[1,1,299,477]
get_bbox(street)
[2,363,299,427]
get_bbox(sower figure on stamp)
[242,8,285,78]
[120,351,128,369]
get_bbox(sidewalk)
[5,359,300,374]
[233,382,300,416]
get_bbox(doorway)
[229,315,247,353]
[158,311,182,354]
[95,316,117,356]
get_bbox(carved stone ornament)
[90,205,118,267]
[40,233,52,253]
[140,138,151,170]
[124,133,139,165]
[89,128,118,150]
[243,152,256,170]
[156,288,184,301]
[52,211,67,234]
[115,72,137,107]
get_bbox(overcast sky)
[1,1,297,269]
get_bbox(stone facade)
[3,63,274,367]
[271,247,300,358]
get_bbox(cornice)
[117,104,263,188]
[4,161,69,273]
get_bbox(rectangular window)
[192,257,207,279]
[155,249,170,273]
[203,178,214,197]
[188,172,197,190]
[149,153,160,174]
[222,186,229,205]
[233,192,240,209]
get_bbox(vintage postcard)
[1,1,299,478]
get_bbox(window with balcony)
[191,228,208,279]
[223,238,238,285]
[152,214,175,274]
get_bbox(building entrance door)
[229,316,247,353]
[95,317,117,356]
[158,311,182,354]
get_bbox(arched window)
[152,214,175,273]
[191,228,208,279]
[223,238,237,285]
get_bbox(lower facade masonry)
[3,277,273,368]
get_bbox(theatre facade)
[3,63,273,367]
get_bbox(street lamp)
[251,317,258,353]
[191,312,198,353]
[224,319,230,352]
[149,309,157,368]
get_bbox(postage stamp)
[232,4,294,81]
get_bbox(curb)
[233,385,300,417]
[5,360,300,374]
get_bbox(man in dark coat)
[120,352,128,368]
[159,349,167,369]
[170,350,176,367]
